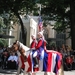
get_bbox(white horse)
[12,41,64,75]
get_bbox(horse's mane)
[17,41,30,52]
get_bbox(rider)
[30,31,46,69]
[30,35,38,68]
[35,30,45,61]
[30,35,37,49]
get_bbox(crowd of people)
[0,46,18,70]
[60,45,75,71]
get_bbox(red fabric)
[20,55,25,69]
[47,52,52,71]
[34,67,39,71]
[44,40,47,51]
[36,39,42,49]
[66,57,73,64]
[57,56,62,70]
[27,54,32,72]
[30,40,37,48]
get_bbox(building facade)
[8,16,71,48]
[9,16,38,47]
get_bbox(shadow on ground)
[0,69,17,74]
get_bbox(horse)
[11,40,64,75]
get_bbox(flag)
[38,16,43,31]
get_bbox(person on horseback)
[30,30,45,68]
[30,35,37,50]
[36,30,45,59]
[32,30,45,71]
[30,35,39,69]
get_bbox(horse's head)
[12,40,28,62]
[12,40,20,52]
[12,40,26,53]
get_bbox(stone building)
[9,16,38,47]
[8,16,71,48]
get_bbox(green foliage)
[0,0,39,34]
[0,39,8,47]
[50,41,56,47]
[0,0,38,28]
[37,0,75,49]
[36,0,75,37]
[0,17,6,28]
[0,0,38,14]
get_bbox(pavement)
[0,68,18,75]
[64,70,75,75]
[0,68,75,75]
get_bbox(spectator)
[60,44,67,59]
[65,45,72,56]
[7,52,18,69]
[2,50,9,69]
[72,55,75,70]
[65,56,73,70]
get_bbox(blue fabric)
[53,54,60,74]
[43,52,48,71]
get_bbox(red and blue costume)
[35,38,44,60]
[30,39,37,49]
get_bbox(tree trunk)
[70,0,75,50]
[15,12,27,45]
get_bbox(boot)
[33,57,38,68]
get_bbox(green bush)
[0,39,8,47]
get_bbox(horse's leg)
[16,56,22,75]
[44,72,50,75]
[44,72,47,75]
[23,61,31,75]
[58,64,64,75]
[28,72,34,75]
[16,66,21,75]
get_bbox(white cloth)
[8,55,18,62]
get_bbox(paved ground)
[64,70,75,75]
[0,69,75,75]
[0,69,17,75]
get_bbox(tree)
[69,0,75,50]
[0,0,37,45]
[0,39,8,47]
[37,0,75,50]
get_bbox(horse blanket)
[25,50,62,75]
